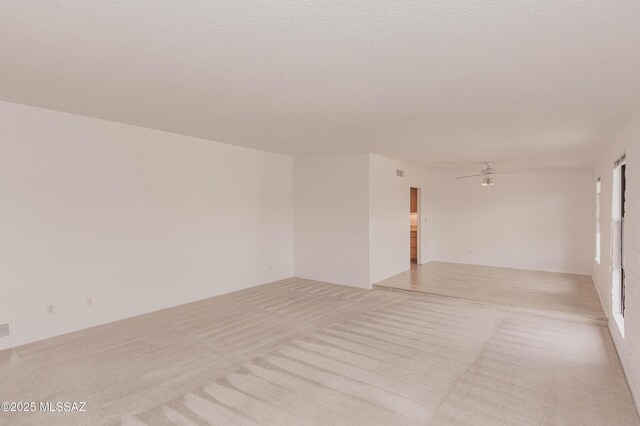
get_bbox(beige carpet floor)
[375,262,606,321]
[0,277,637,425]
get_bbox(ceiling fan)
[455,162,503,186]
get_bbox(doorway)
[621,162,626,318]
[410,187,419,264]
[612,154,626,332]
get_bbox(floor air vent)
[0,323,9,338]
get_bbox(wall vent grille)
[396,169,404,177]
[0,323,8,338]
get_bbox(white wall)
[0,101,294,351]
[593,107,640,410]
[293,154,371,288]
[425,169,593,274]
[369,155,429,284]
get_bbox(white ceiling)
[2,1,640,170]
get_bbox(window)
[595,178,601,264]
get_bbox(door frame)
[410,187,422,264]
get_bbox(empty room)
[2,1,640,425]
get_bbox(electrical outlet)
[47,305,55,315]
[268,264,272,271]
[86,297,93,307]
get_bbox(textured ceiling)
[2,1,640,169]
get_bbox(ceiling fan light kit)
[481,176,495,186]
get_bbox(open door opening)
[410,187,419,264]
[612,154,626,335]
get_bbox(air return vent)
[0,323,9,338]
[396,169,404,177]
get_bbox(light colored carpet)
[375,262,606,321]
[0,277,636,425]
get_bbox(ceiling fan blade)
[493,171,520,175]
[455,174,483,179]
